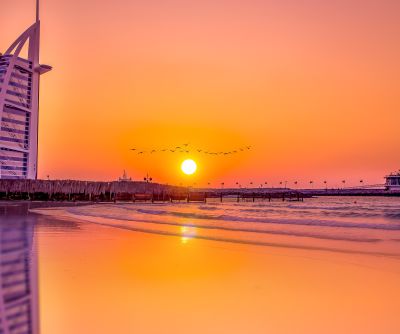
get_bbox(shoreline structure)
[0,179,399,202]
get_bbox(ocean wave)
[133,207,400,231]
[31,208,400,259]
[197,203,400,221]
[198,205,219,211]
[384,213,400,219]
[60,207,382,243]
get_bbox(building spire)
[36,0,39,22]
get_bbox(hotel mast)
[0,0,51,179]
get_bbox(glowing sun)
[181,159,197,175]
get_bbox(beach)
[1,198,400,333]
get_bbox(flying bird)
[129,143,252,156]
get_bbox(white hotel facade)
[0,4,51,179]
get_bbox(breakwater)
[0,179,305,202]
[1,180,398,203]
[0,179,185,201]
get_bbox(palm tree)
[309,180,314,189]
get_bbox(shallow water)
[1,197,400,333]
[34,196,400,257]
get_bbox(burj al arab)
[0,0,51,179]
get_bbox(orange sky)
[1,0,399,187]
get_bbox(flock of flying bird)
[130,143,252,156]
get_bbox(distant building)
[0,5,51,179]
[118,170,132,182]
[385,171,400,191]
[0,218,39,334]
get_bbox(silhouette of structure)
[0,217,39,334]
[0,0,51,179]
[385,171,400,191]
[118,170,132,182]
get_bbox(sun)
[181,159,197,175]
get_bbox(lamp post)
[144,173,152,183]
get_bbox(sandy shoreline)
[2,201,400,333]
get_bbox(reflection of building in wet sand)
[0,217,39,334]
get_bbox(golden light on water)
[181,159,197,175]
[180,225,196,244]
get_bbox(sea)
[32,196,400,259]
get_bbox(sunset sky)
[1,0,399,187]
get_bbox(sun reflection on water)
[180,225,197,244]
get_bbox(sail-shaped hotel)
[0,1,51,179]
